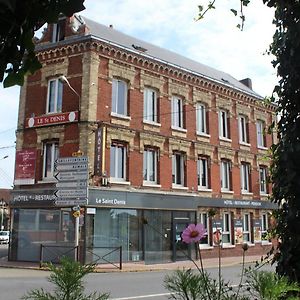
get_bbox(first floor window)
[221,160,231,191]
[143,148,158,183]
[172,152,185,186]
[222,212,232,245]
[112,79,128,116]
[199,212,209,246]
[241,162,251,193]
[172,96,184,128]
[110,143,127,181]
[239,115,249,143]
[259,166,268,194]
[256,120,266,148]
[47,78,63,113]
[197,156,209,189]
[219,109,230,138]
[144,88,158,123]
[43,142,59,179]
[261,213,269,241]
[196,103,208,134]
[243,213,251,243]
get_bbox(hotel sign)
[14,149,36,185]
[25,111,78,128]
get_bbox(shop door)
[173,222,190,261]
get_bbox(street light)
[58,75,81,107]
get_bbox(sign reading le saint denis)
[54,156,88,206]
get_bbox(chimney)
[239,78,252,90]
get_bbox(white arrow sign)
[56,157,88,164]
[55,200,87,206]
[54,189,87,198]
[56,181,87,188]
[55,163,88,171]
[54,170,88,181]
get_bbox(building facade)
[10,15,276,264]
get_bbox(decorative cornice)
[106,127,135,151]
[139,132,165,155]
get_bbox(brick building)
[10,15,276,263]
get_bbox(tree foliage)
[0,0,85,88]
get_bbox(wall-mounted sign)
[14,149,36,185]
[25,111,78,128]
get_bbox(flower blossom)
[181,223,207,244]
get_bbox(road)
[0,262,274,300]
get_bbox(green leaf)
[230,9,238,16]
[3,71,24,87]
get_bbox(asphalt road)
[0,263,274,300]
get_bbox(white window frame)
[46,78,63,114]
[240,163,251,193]
[143,148,158,184]
[43,142,59,179]
[112,79,128,116]
[110,143,127,181]
[143,88,158,123]
[52,22,63,43]
[239,115,248,144]
[221,160,231,191]
[243,213,251,243]
[259,166,268,194]
[196,103,207,134]
[219,109,229,139]
[199,212,210,247]
[172,152,185,186]
[261,213,269,241]
[256,120,266,148]
[171,96,184,129]
[197,156,209,189]
[222,212,232,245]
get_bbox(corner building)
[10,15,276,264]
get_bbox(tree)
[198,0,300,283]
[0,0,85,88]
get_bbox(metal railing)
[85,246,122,270]
[39,244,79,268]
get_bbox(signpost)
[54,156,88,207]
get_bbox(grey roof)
[82,16,261,99]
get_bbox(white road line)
[111,292,172,299]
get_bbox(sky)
[0,0,276,189]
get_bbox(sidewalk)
[0,255,263,273]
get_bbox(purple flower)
[181,224,207,244]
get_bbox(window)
[172,152,185,186]
[110,143,127,181]
[47,78,63,113]
[52,20,66,43]
[171,96,184,128]
[196,103,208,134]
[221,160,231,191]
[112,79,128,116]
[261,213,269,241]
[240,162,251,193]
[243,214,251,243]
[143,88,158,123]
[239,115,249,144]
[197,156,209,189]
[259,166,268,194]
[222,212,232,245]
[199,212,210,246]
[143,148,158,184]
[219,109,230,139]
[256,120,266,148]
[43,142,59,179]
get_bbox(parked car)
[0,231,9,244]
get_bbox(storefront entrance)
[173,220,191,261]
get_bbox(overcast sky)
[0,0,276,189]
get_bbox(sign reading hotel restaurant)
[26,111,78,128]
[14,149,37,185]
[54,156,88,206]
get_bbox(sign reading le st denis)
[54,156,88,206]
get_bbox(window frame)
[172,152,185,186]
[112,79,128,116]
[219,109,229,139]
[238,115,249,144]
[197,156,209,189]
[171,96,184,129]
[196,103,207,135]
[143,148,158,184]
[242,213,251,243]
[43,141,59,179]
[221,160,231,191]
[259,166,268,194]
[261,213,269,241]
[51,19,66,43]
[256,120,266,148]
[199,212,210,247]
[143,88,158,123]
[46,78,63,114]
[240,162,251,193]
[110,142,127,181]
[222,212,232,246]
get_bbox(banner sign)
[14,149,36,185]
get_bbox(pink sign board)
[14,149,37,185]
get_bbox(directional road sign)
[54,170,88,181]
[55,200,87,206]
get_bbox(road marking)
[111,293,172,299]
